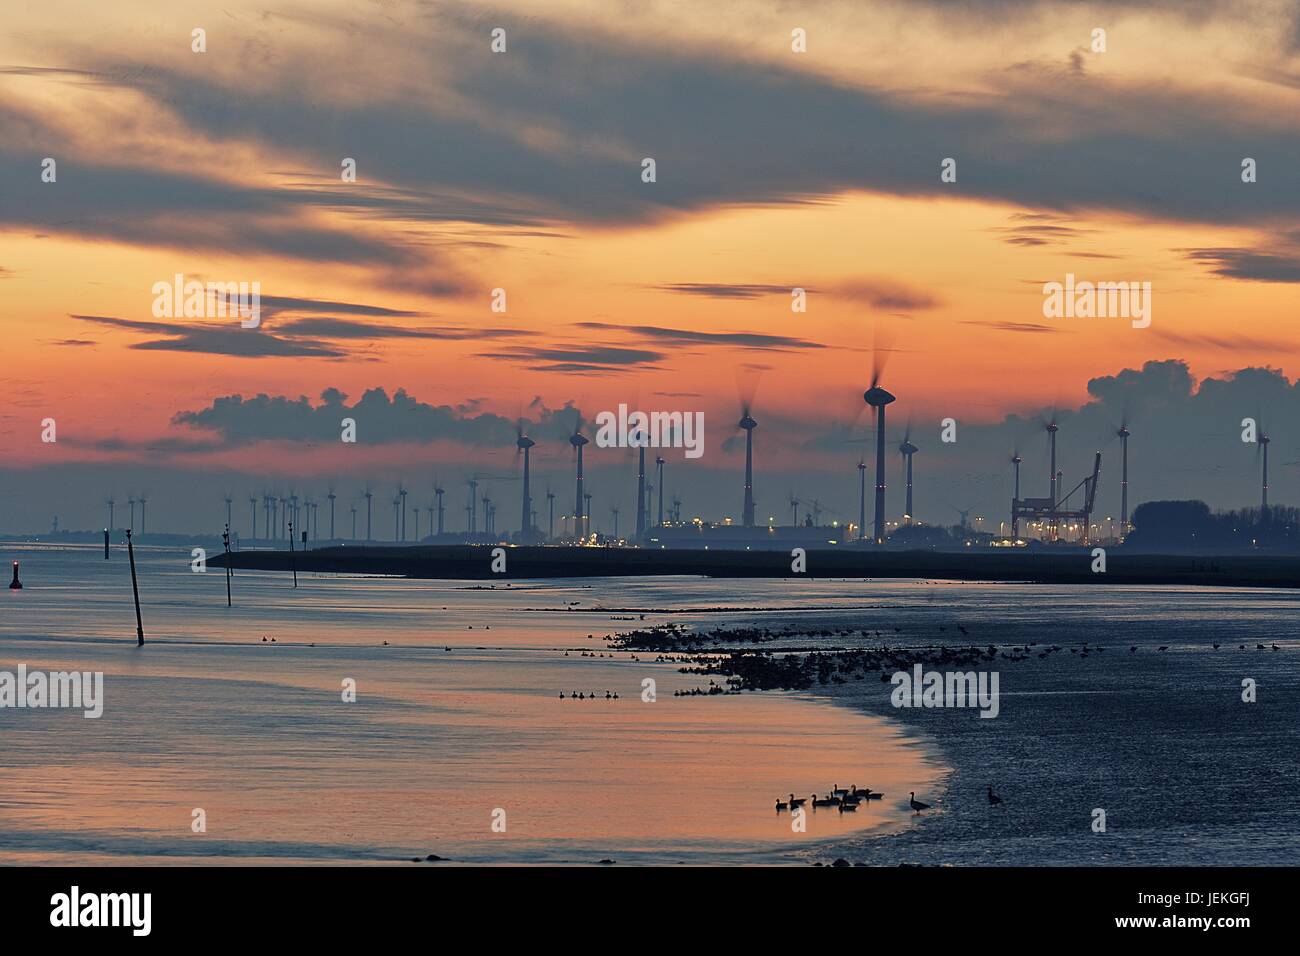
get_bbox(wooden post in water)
[288,521,298,589]
[103,528,110,559]
[126,529,144,645]
[222,525,233,607]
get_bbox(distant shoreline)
[210,543,1300,588]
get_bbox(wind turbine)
[569,416,589,540]
[105,496,115,531]
[249,494,258,540]
[328,487,337,540]
[863,380,896,545]
[435,483,445,536]
[399,485,407,542]
[138,494,147,535]
[737,406,758,529]
[1010,452,1023,537]
[364,487,373,541]
[546,488,555,540]
[516,420,535,538]
[899,428,918,525]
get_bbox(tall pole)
[547,492,555,540]
[1262,435,1270,512]
[223,526,232,607]
[351,505,357,540]
[329,493,336,540]
[436,488,445,536]
[905,452,914,524]
[874,405,887,544]
[857,463,866,540]
[365,492,373,541]
[1012,455,1022,538]
[656,457,665,527]
[1117,428,1129,538]
[288,521,298,588]
[126,529,144,645]
[250,497,258,541]
[635,444,647,538]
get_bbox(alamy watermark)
[1042,273,1151,329]
[151,272,261,328]
[0,664,104,718]
[594,403,704,459]
[890,665,1000,718]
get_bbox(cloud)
[835,279,940,311]
[575,322,825,351]
[962,319,1062,333]
[1179,247,1300,282]
[274,318,534,341]
[477,345,665,373]
[172,387,585,447]
[71,314,346,358]
[6,2,1293,259]
[652,283,803,299]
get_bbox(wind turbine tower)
[738,409,757,527]
[1117,426,1130,538]
[864,385,896,544]
[517,430,535,537]
[899,438,918,524]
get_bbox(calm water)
[6,544,1297,866]
[0,544,942,864]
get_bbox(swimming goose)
[812,794,838,808]
[775,799,789,812]
[987,786,1002,806]
[838,801,857,813]
[789,794,807,808]
[909,792,930,813]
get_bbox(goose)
[837,801,857,813]
[909,792,930,813]
[789,794,807,808]
[987,786,1003,806]
[1272,643,1280,651]
[775,799,789,812]
[1256,644,1266,650]
[812,794,838,808]
[831,785,850,798]
[1212,643,1221,650]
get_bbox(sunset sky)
[3,0,1300,534]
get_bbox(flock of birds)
[776,784,883,814]
[559,690,620,699]
[778,785,1005,815]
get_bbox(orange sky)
[2,0,1299,530]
